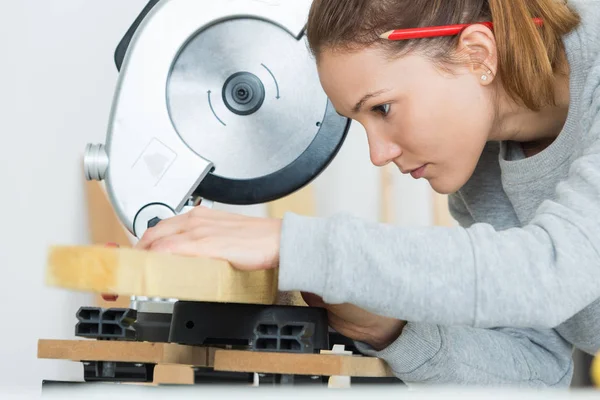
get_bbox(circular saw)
[84,0,350,238]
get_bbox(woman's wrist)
[367,319,407,351]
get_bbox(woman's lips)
[410,164,427,179]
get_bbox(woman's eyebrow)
[352,89,391,113]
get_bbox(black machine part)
[193,367,254,385]
[114,0,160,71]
[132,310,173,343]
[75,307,137,341]
[83,361,155,383]
[69,306,404,386]
[74,304,329,354]
[169,301,329,354]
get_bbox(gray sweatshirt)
[278,0,600,387]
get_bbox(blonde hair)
[306,0,581,111]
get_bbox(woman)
[136,0,600,386]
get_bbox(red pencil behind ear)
[380,18,543,40]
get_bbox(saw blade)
[165,17,349,204]
[167,17,330,179]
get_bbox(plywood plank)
[85,181,133,308]
[37,340,209,366]
[46,245,278,304]
[37,340,393,378]
[213,349,393,378]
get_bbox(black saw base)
[67,300,403,386]
[169,301,329,353]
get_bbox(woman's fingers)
[136,207,235,250]
[133,206,281,271]
[136,212,191,249]
[149,231,214,256]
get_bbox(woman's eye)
[372,104,391,116]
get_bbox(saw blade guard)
[84,0,350,238]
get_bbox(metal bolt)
[83,143,109,181]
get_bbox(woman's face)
[317,46,495,194]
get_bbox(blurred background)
[0,0,592,393]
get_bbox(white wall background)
[0,0,433,393]
[0,0,150,393]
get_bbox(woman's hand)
[135,206,282,271]
[302,293,406,351]
[130,207,404,350]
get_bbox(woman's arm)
[355,323,573,387]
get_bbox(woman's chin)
[429,176,461,195]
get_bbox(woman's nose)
[368,132,402,167]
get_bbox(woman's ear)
[456,24,498,85]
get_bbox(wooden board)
[214,349,393,378]
[37,339,393,378]
[46,245,278,305]
[85,181,134,308]
[153,365,195,385]
[37,340,209,366]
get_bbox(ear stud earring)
[481,74,488,81]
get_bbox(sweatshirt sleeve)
[278,112,600,329]
[353,324,573,387]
